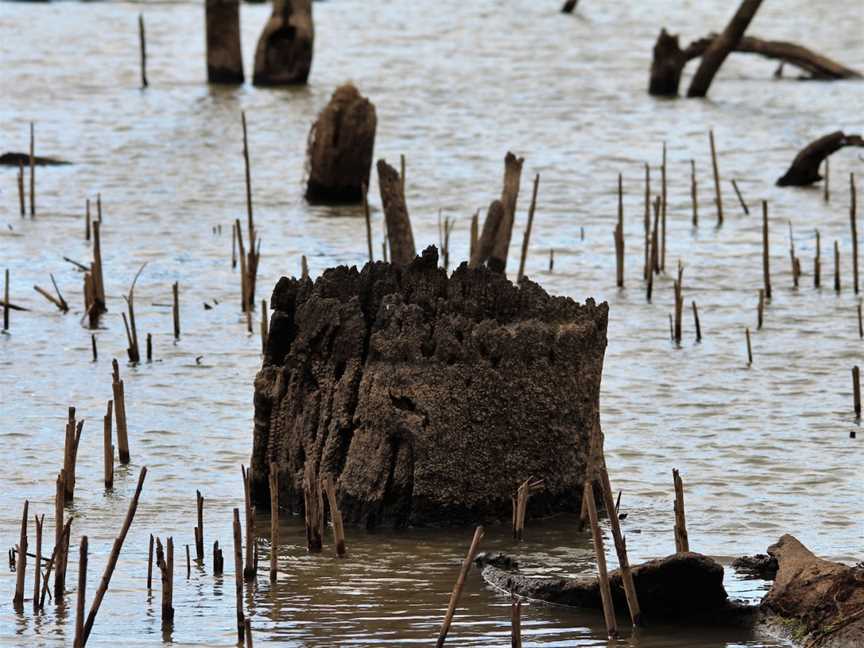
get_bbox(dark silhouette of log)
[561,0,579,13]
[776,132,864,187]
[253,0,313,86]
[305,84,377,204]
[205,0,244,84]
[688,0,764,97]
[649,30,688,97]
[376,159,415,266]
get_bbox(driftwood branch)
[650,26,860,98]
[777,131,864,187]
[687,0,764,97]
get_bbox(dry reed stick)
[731,179,749,214]
[33,514,44,612]
[85,199,91,241]
[54,471,67,600]
[103,401,113,489]
[762,201,772,299]
[138,14,148,88]
[362,182,374,263]
[644,163,651,279]
[584,482,617,639]
[853,366,861,419]
[851,173,859,295]
[232,508,245,642]
[815,229,822,288]
[91,334,97,362]
[599,468,641,626]
[185,544,190,579]
[746,328,753,366]
[692,301,702,342]
[757,289,764,330]
[835,240,841,293]
[673,261,684,344]
[3,269,9,332]
[195,490,204,562]
[13,500,28,610]
[63,409,84,502]
[147,534,154,591]
[241,466,255,580]
[661,143,667,270]
[29,122,35,217]
[321,474,346,557]
[548,248,554,272]
[172,282,180,339]
[858,301,863,339]
[672,468,690,552]
[73,536,87,648]
[614,173,624,288]
[303,462,324,553]
[111,359,130,464]
[824,157,830,202]
[82,467,147,643]
[435,526,484,647]
[91,220,105,315]
[710,130,723,226]
[690,159,698,226]
[517,173,540,283]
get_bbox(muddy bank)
[250,246,609,527]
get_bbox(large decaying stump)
[776,132,864,187]
[250,247,609,527]
[205,0,244,84]
[253,0,314,86]
[761,535,864,647]
[305,84,377,204]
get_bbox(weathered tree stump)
[762,535,864,647]
[253,0,314,86]
[468,200,505,269]
[250,247,609,527]
[777,132,864,187]
[376,159,415,266]
[305,84,377,204]
[649,29,688,97]
[205,0,244,84]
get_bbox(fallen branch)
[777,131,864,187]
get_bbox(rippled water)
[1,0,862,645]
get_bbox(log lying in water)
[776,132,864,187]
[305,84,377,204]
[761,535,864,647]
[205,0,244,84]
[0,152,69,166]
[474,551,751,622]
[253,0,314,86]
[250,246,609,527]
[649,31,861,97]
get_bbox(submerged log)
[305,84,377,204]
[687,0,765,98]
[253,0,313,86]
[475,552,747,621]
[649,30,861,97]
[205,0,244,84]
[250,246,609,527]
[776,132,864,187]
[761,535,864,647]
[0,152,69,166]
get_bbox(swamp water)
[1,0,862,645]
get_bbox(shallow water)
[0,0,862,645]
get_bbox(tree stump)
[250,247,609,528]
[305,84,377,204]
[377,159,415,266]
[649,29,688,97]
[253,0,314,86]
[205,0,244,84]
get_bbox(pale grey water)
[0,0,862,645]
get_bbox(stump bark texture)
[305,84,377,204]
[250,247,609,527]
[205,0,244,84]
[253,0,313,86]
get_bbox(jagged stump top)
[251,246,609,527]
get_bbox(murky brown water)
[1,0,862,645]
